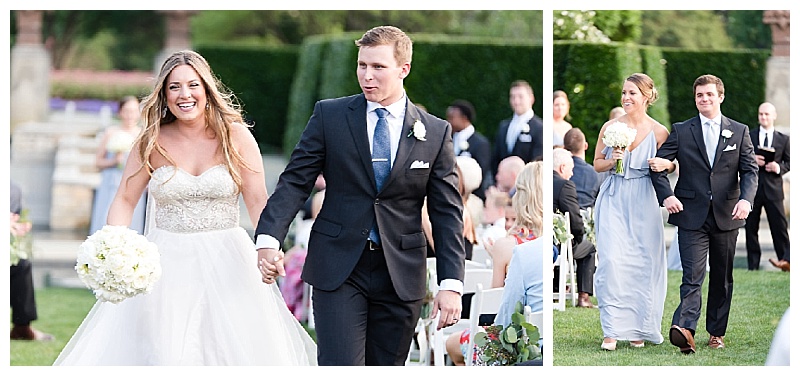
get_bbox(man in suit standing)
[254,26,465,366]
[745,102,790,272]
[492,80,543,179]
[562,129,599,307]
[651,74,758,354]
[552,148,593,308]
[447,99,492,201]
[10,181,54,341]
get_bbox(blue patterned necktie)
[704,120,719,167]
[370,107,391,244]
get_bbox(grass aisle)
[553,269,790,366]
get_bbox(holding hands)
[257,248,285,284]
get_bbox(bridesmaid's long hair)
[133,50,254,193]
[510,161,544,238]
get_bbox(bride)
[54,50,317,366]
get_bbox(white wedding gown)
[54,165,317,366]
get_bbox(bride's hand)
[257,248,285,284]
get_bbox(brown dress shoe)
[669,325,696,354]
[708,335,725,349]
[769,259,790,272]
[577,292,595,308]
[10,326,55,341]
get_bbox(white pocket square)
[410,160,430,169]
[723,144,737,152]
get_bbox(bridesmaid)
[89,96,147,235]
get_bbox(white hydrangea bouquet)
[76,225,162,304]
[106,131,136,169]
[602,121,637,174]
[106,131,136,154]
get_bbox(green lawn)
[553,269,790,366]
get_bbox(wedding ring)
[273,256,281,262]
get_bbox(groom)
[650,74,758,354]
[254,26,465,365]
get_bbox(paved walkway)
[22,153,788,288]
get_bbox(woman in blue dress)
[592,73,674,351]
[89,96,147,235]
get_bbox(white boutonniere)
[408,119,427,141]
[460,140,470,151]
[720,129,733,142]
[521,123,531,134]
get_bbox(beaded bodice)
[148,165,239,233]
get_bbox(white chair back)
[553,211,577,311]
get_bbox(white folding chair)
[465,259,488,269]
[430,268,494,366]
[464,283,505,366]
[470,244,493,268]
[524,305,544,345]
[553,211,577,311]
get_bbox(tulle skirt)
[54,226,317,366]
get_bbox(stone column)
[153,11,198,74]
[763,10,790,129]
[11,10,51,132]
[763,10,791,216]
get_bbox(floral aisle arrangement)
[75,225,162,304]
[602,121,637,174]
[10,210,33,266]
[474,301,541,366]
[580,207,596,245]
[553,210,572,245]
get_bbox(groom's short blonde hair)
[355,26,413,66]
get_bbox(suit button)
[707,191,712,195]
[710,172,714,177]
[361,229,368,235]
[374,199,380,204]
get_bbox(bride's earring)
[162,106,168,118]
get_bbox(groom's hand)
[663,196,683,214]
[257,247,285,284]
[732,199,751,220]
[431,290,462,330]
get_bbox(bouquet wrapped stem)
[613,147,625,174]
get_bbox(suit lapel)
[689,116,712,169]
[346,95,376,188]
[712,117,732,168]
[384,98,419,189]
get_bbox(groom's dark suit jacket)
[256,94,465,301]
[651,115,758,231]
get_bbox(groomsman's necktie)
[704,120,719,166]
[765,133,771,148]
[370,107,391,244]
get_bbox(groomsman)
[491,80,543,178]
[447,99,492,200]
[651,74,758,354]
[745,102,790,271]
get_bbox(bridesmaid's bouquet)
[75,225,162,304]
[106,131,136,169]
[602,121,637,174]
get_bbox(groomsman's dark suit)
[456,131,491,200]
[651,111,758,350]
[745,127,790,269]
[255,94,465,365]
[492,115,543,178]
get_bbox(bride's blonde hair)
[133,50,253,193]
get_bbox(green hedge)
[554,40,769,162]
[284,33,543,157]
[197,44,299,154]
